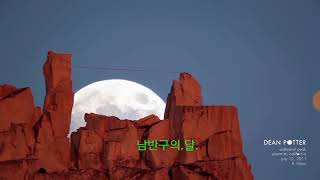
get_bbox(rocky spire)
[164,72,203,119]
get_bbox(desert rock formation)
[0,51,253,180]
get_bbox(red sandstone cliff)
[0,51,253,180]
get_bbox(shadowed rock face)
[0,51,253,180]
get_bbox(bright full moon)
[70,79,166,133]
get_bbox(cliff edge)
[0,51,253,180]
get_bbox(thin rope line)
[73,65,180,74]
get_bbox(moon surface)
[70,79,166,134]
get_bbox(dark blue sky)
[1,0,319,179]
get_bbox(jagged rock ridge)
[0,51,253,180]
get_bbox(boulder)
[71,129,103,170]
[0,84,17,99]
[34,116,71,173]
[33,169,109,180]
[0,161,29,180]
[0,125,30,161]
[171,165,207,180]
[135,168,170,180]
[0,87,35,131]
[207,131,243,160]
[169,106,239,145]
[144,119,177,168]
[85,113,128,137]
[102,121,140,170]
[175,142,208,164]
[134,114,161,128]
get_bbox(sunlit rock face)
[0,51,253,180]
[164,72,203,120]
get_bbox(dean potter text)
[264,139,307,146]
